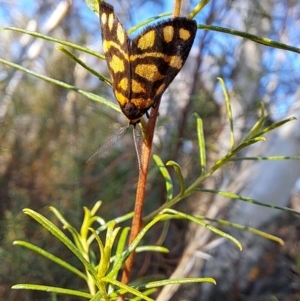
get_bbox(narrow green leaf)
[102,222,120,274]
[12,284,92,299]
[128,12,171,34]
[153,154,173,201]
[88,228,107,279]
[129,288,157,300]
[242,103,267,142]
[217,78,234,149]
[105,221,119,252]
[86,0,99,14]
[202,218,284,245]
[194,114,206,174]
[49,206,85,254]
[90,201,103,216]
[114,227,130,259]
[200,189,300,216]
[188,0,211,19]
[230,155,300,161]
[109,227,130,280]
[89,290,106,301]
[197,24,300,55]
[122,214,171,263]
[145,277,216,288]
[154,219,170,247]
[13,241,87,280]
[89,212,133,244]
[58,46,111,86]
[23,209,98,281]
[0,58,120,113]
[81,207,93,240]
[4,27,105,58]
[166,161,185,196]
[163,209,242,250]
[257,117,297,136]
[211,137,265,172]
[102,277,155,301]
[135,246,169,253]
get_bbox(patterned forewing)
[100,2,131,108]
[99,1,197,124]
[129,18,197,108]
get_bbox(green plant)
[1,0,300,300]
[12,202,217,300]
[9,98,299,299]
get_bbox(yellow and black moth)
[99,1,197,125]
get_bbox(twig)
[121,103,160,286]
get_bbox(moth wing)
[130,18,197,106]
[99,2,131,107]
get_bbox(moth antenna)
[132,126,142,172]
[86,124,130,163]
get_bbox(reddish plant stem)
[121,104,160,286]
[173,0,182,17]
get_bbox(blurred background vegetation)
[0,0,300,300]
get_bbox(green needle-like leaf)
[13,241,87,280]
[86,0,99,14]
[23,209,98,282]
[145,277,216,288]
[50,206,85,254]
[194,114,206,175]
[163,209,242,250]
[135,246,169,253]
[58,46,111,86]
[90,201,103,216]
[242,102,267,142]
[0,58,120,113]
[188,0,211,19]
[218,78,234,149]
[4,27,105,59]
[200,189,300,216]
[128,12,171,34]
[166,161,185,196]
[211,137,265,173]
[154,154,173,201]
[231,155,300,161]
[102,277,155,301]
[202,218,284,245]
[12,284,92,299]
[257,117,297,136]
[109,227,130,280]
[197,24,300,54]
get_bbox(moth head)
[122,102,146,125]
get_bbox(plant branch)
[173,0,182,17]
[121,103,160,286]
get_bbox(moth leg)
[146,109,160,119]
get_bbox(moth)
[99,1,197,125]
